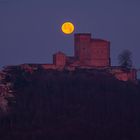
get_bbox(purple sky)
[0,0,140,70]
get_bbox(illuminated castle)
[52,33,110,68]
[20,33,137,82]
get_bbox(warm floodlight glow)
[61,22,74,34]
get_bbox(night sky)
[0,0,140,70]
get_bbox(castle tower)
[74,33,110,67]
[89,38,110,67]
[74,33,91,64]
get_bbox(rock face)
[0,71,14,113]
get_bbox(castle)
[52,33,110,68]
[4,33,137,82]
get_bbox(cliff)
[0,66,140,140]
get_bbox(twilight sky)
[0,0,140,70]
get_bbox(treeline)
[0,67,140,140]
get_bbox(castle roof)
[91,39,110,43]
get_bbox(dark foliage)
[118,49,133,69]
[0,67,140,140]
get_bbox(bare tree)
[118,49,132,69]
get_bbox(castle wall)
[127,69,137,81]
[41,64,56,70]
[110,67,137,82]
[89,40,110,67]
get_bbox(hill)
[0,66,140,140]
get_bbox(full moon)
[61,22,74,34]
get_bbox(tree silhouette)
[118,49,132,69]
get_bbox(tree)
[118,49,132,69]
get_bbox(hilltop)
[0,66,140,140]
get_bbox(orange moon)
[61,22,74,34]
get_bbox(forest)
[0,66,140,140]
